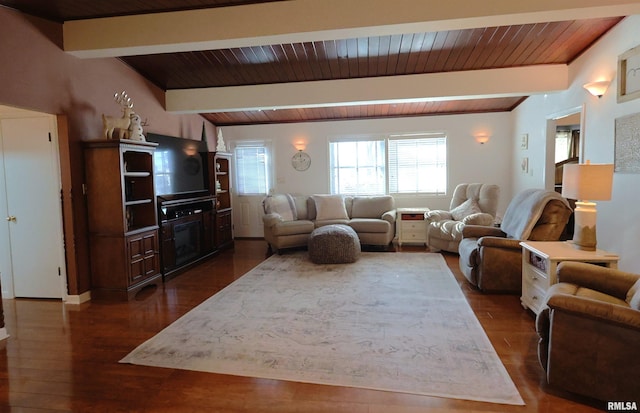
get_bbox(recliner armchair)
[425,183,499,253]
[458,188,572,293]
[536,261,640,402]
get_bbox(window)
[329,133,447,196]
[388,134,447,195]
[234,142,271,195]
[329,139,386,195]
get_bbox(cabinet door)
[127,230,159,285]
[216,210,233,247]
[202,210,214,252]
[160,222,175,272]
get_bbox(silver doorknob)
[6,216,16,222]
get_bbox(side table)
[520,241,619,314]
[396,207,429,248]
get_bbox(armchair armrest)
[381,209,397,223]
[262,213,284,228]
[425,210,452,223]
[547,293,640,332]
[557,261,640,300]
[462,225,505,239]
[478,236,522,250]
[462,212,494,226]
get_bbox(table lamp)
[561,161,614,251]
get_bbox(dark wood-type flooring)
[0,240,606,412]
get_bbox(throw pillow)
[462,212,494,226]
[264,194,297,221]
[312,194,349,220]
[626,278,640,310]
[450,198,482,221]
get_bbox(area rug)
[120,252,524,405]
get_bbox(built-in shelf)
[124,171,150,177]
[125,199,153,206]
[207,152,233,250]
[84,139,162,301]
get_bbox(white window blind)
[388,134,447,194]
[234,143,270,195]
[329,139,386,195]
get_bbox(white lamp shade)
[562,163,614,201]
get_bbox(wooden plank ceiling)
[0,0,625,126]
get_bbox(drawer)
[401,213,425,221]
[523,265,550,289]
[522,280,548,314]
[401,222,425,231]
[402,230,425,240]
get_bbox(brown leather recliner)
[536,262,640,402]
[458,189,572,293]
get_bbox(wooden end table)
[396,207,429,248]
[519,241,619,314]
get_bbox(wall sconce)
[583,80,611,98]
[474,133,490,144]
[293,140,307,151]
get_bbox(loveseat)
[263,194,396,253]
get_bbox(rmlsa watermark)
[608,401,638,411]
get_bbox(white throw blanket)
[500,189,570,239]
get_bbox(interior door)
[0,115,64,298]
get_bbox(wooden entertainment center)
[84,139,233,300]
[157,152,233,279]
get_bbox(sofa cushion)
[351,196,394,218]
[348,218,391,233]
[626,278,640,310]
[315,219,350,227]
[292,195,310,220]
[429,220,465,241]
[450,198,481,220]
[271,219,315,236]
[312,194,349,220]
[550,282,629,307]
[264,194,297,221]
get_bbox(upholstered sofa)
[425,183,499,253]
[263,194,396,253]
[536,262,640,402]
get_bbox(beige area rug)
[120,252,524,405]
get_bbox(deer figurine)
[102,91,135,139]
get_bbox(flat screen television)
[146,133,209,196]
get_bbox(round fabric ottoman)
[308,224,361,264]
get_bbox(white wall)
[513,15,640,271]
[223,112,513,237]
[224,14,640,261]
